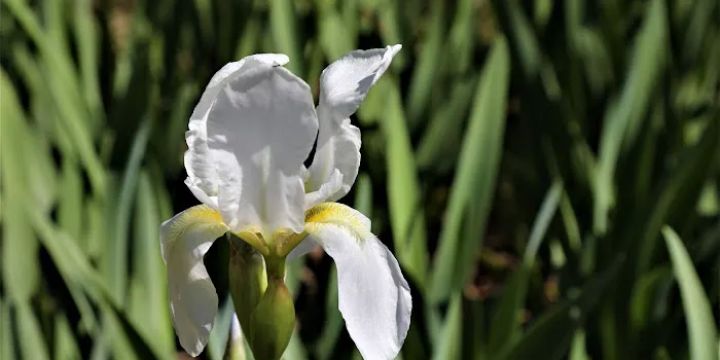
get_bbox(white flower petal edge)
[160,205,228,357]
[306,45,402,206]
[185,54,289,210]
[187,56,319,236]
[304,203,412,360]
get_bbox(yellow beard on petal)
[165,205,227,242]
[304,202,370,240]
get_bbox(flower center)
[234,228,307,257]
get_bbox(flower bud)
[247,271,295,360]
[228,235,267,333]
[229,241,296,360]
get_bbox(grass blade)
[269,0,303,74]
[106,119,152,304]
[524,180,563,266]
[501,260,621,360]
[489,180,563,353]
[662,226,719,360]
[1,299,14,359]
[128,171,174,357]
[636,120,719,274]
[431,295,463,360]
[430,36,510,303]
[593,0,668,234]
[16,302,50,360]
[0,69,40,303]
[54,313,82,360]
[406,0,445,123]
[381,79,428,288]
[208,297,235,360]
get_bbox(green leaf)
[73,0,103,120]
[353,173,373,220]
[283,331,308,360]
[488,269,529,354]
[446,0,475,75]
[505,0,542,77]
[524,180,563,266]
[381,79,428,288]
[489,180,563,353]
[431,295,463,360]
[16,302,50,360]
[430,36,510,303]
[1,299,15,360]
[317,2,354,61]
[106,119,152,304]
[127,171,174,357]
[406,0,445,123]
[54,313,81,360]
[569,329,590,360]
[376,1,404,68]
[208,297,236,360]
[269,0,302,74]
[314,268,342,360]
[59,158,83,243]
[636,120,719,274]
[5,0,106,194]
[628,266,672,333]
[500,260,621,360]
[416,74,476,170]
[593,0,668,234]
[101,304,159,360]
[662,226,719,360]
[0,69,40,303]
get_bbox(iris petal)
[306,45,401,204]
[303,202,412,360]
[185,54,289,210]
[186,56,319,236]
[160,206,228,357]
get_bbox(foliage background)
[1,0,719,359]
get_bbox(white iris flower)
[160,45,411,360]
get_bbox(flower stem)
[264,255,286,282]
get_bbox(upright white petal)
[160,205,229,357]
[184,54,290,209]
[306,45,401,205]
[304,202,412,360]
[188,57,318,236]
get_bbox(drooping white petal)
[304,202,412,360]
[306,45,401,204]
[188,57,318,235]
[160,205,229,357]
[184,54,291,209]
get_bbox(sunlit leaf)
[662,226,719,360]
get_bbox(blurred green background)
[1,0,719,359]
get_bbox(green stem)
[265,256,286,282]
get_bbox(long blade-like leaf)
[662,226,719,360]
[430,36,510,303]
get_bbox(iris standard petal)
[306,45,401,203]
[304,202,412,360]
[184,54,290,209]
[196,59,318,235]
[160,205,229,357]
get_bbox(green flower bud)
[228,235,267,334]
[229,237,296,360]
[247,257,295,360]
